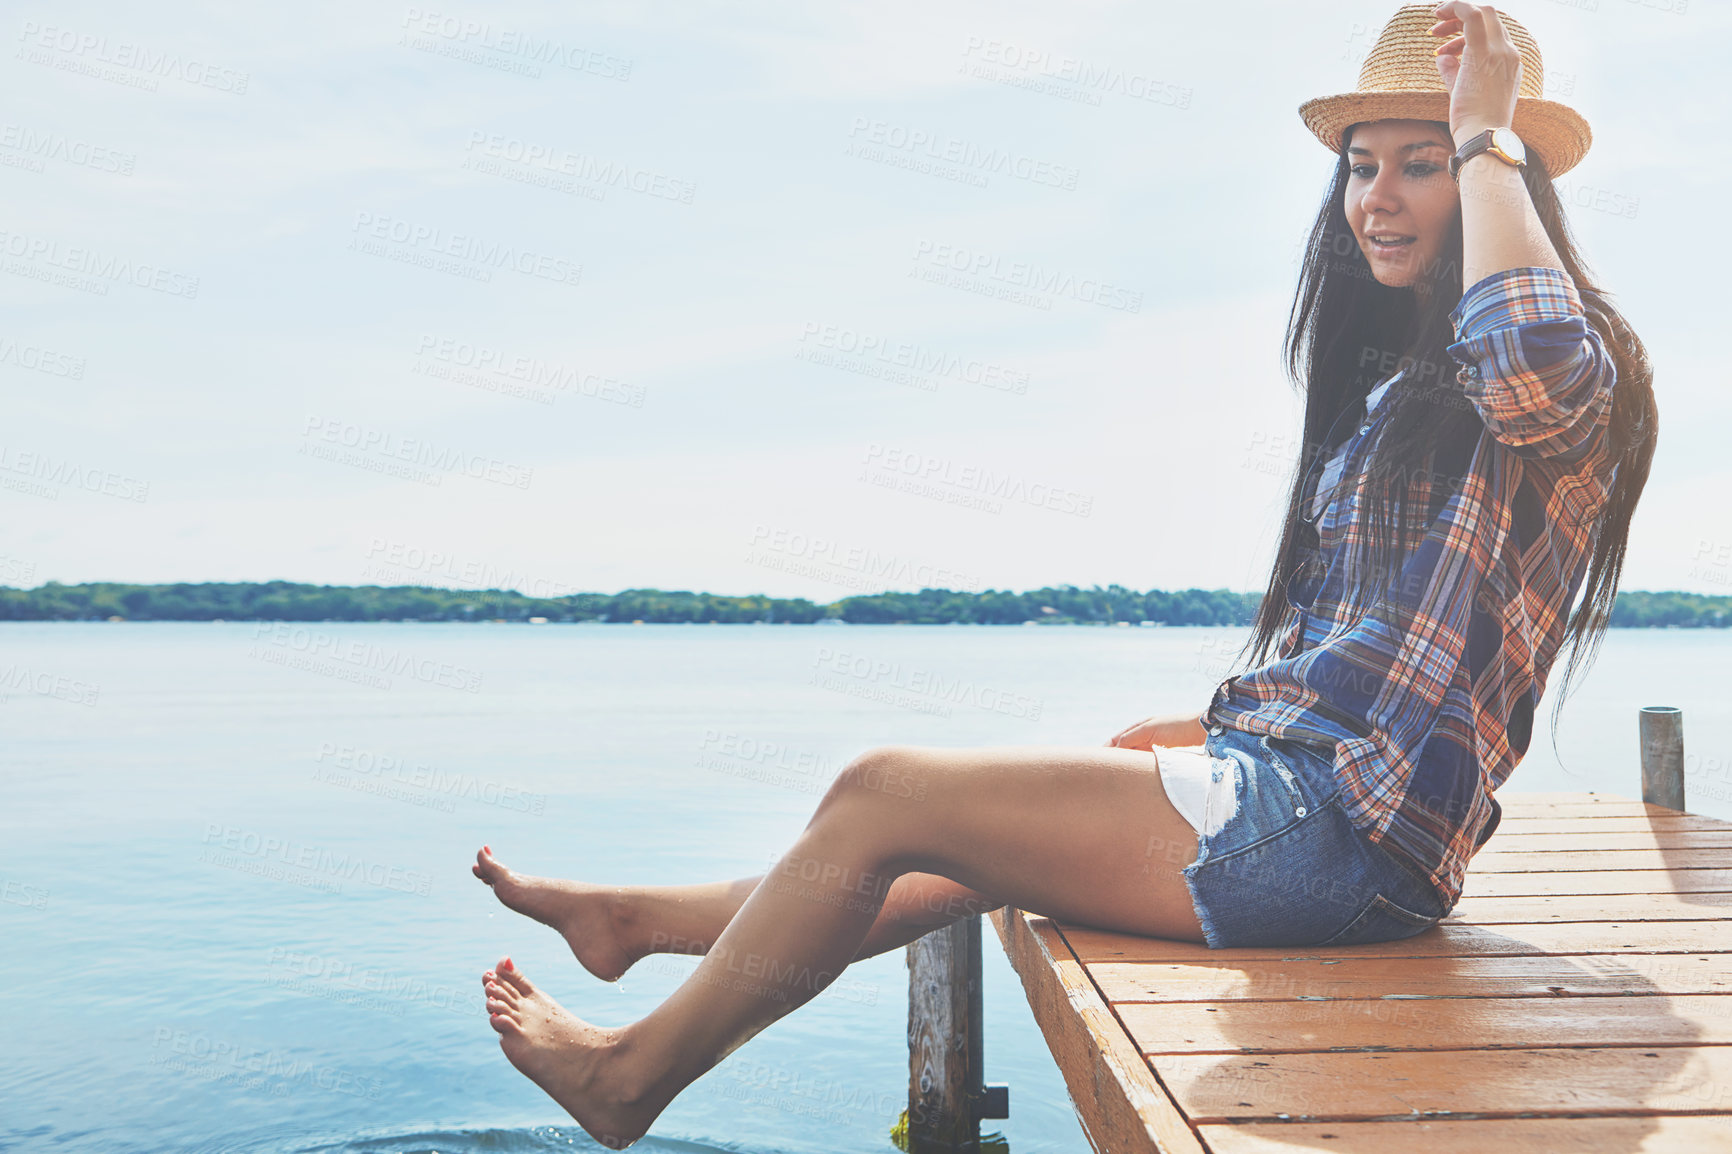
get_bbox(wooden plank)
[1062,919,1732,964]
[1199,1115,1732,1153]
[1155,1045,1732,1122]
[1496,815,1732,834]
[987,908,1201,1154]
[1484,830,1732,850]
[1090,952,1732,1003]
[1496,799,1682,817]
[1496,791,1643,805]
[1118,993,1732,1055]
[1469,848,1732,872]
[1446,892,1732,924]
[1459,868,1732,897]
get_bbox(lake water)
[3,622,1728,1153]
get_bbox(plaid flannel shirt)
[1203,265,1620,908]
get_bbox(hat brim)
[1298,92,1592,178]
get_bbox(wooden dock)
[990,790,1732,1152]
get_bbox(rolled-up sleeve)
[1445,266,1617,461]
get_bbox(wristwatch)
[1449,127,1527,182]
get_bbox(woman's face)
[1343,119,1461,291]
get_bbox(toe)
[496,957,535,996]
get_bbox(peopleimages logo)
[413,335,642,406]
[0,122,136,175]
[462,132,694,203]
[810,646,1044,721]
[15,21,251,93]
[957,35,1192,109]
[796,322,1029,395]
[0,333,85,378]
[149,1027,384,1100]
[0,227,199,298]
[844,117,1080,191]
[300,417,533,490]
[313,742,547,814]
[398,8,633,79]
[201,824,434,896]
[348,211,581,287]
[361,537,579,599]
[0,663,100,706]
[248,622,485,694]
[860,442,1093,517]
[0,444,148,502]
[746,524,983,593]
[909,239,1141,313]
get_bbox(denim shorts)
[1180,725,1451,949]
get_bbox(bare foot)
[473,847,639,982]
[484,957,663,1149]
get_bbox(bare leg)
[479,742,1201,1148]
[473,848,1001,980]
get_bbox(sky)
[1,0,1724,602]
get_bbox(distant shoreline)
[1,581,1724,628]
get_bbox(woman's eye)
[1351,163,1439,178]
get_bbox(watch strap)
[1450,128,1524,181]
[1449,130,1495,181]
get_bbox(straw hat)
[1298,4,1591,177]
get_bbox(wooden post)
[1639,705,1686,812]
[905,914,1009,1152]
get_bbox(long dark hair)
[1229,121,1657,771]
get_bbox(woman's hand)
[1429,2,1522,144]
[1106,712,1206,752]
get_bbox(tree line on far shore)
[0,581,1725,627]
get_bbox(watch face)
[1492,128,1526,162]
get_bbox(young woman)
[472,3,1656,1146]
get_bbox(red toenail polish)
[502,956,514,971]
